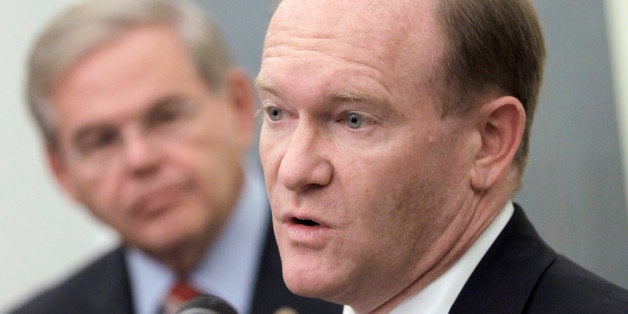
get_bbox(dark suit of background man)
[9,0,341,313]
[255,0,628,313]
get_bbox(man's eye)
[151,108,183,125]
[78,130,118,153]
[148,101,196,128]
[266,106,283,121]
[345,113,364,129]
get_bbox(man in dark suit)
[11,0,341,313]
[256,0,628,312]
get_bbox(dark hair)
[436,0,546,172]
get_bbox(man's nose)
[120,128,160,176]
[277,121,333,192]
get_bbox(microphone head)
[175,294,238,314]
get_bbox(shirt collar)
[343,202,514,314]
[126,161,268,314]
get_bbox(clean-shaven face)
[257,0,480,311]
[50,26,250,261]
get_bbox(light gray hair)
[27,0,232,150]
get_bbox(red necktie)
[162,281,202,314]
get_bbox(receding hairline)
[262,0,447,94]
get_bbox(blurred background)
[1,0,627,310]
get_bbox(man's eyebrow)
[254,76,279,96]
[147,94,187,112]
[331,89,382,103]
[330,89,393,110]
[254,77,392,110]
[71,95,187,146]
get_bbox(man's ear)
[470,96,525,191]
[225,68,256,150]
[46,145,80,202]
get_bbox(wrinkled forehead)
[264,0,443,81]
[271,0,433,30]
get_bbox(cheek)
[73,170,126,225]
[332,158,409,249]
[189,126,248,202]
[344,138,457,233]
[185,119,244,170]
[259,130,283,182]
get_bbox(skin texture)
[48,25,255,273]
[257,0,525,312]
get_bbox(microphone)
[175,294,238,314]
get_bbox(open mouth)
[284,215,330,245]
[293,217,320,226]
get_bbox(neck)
[156,167,246,275]
[157,242,208,276]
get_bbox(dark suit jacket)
[10,222,342,314]
[450,203,628,313]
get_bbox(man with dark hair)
[256,0,628,312]
[11,0,342,313]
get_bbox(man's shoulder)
[527,254,628,313]
[452,204,627,313]
[9,247,129,314]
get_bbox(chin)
[134,232,183,253]
[281,258,346,302]
[133,221,196,252]
[284,273,327,299]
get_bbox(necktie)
[162,280,202,314]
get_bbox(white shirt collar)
[126,161,268,314]
[343,202,514,314]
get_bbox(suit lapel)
[84,247,135,313]
[450,204,556,313]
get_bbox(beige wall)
[0,0,116,309]
[607,0,628,210]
